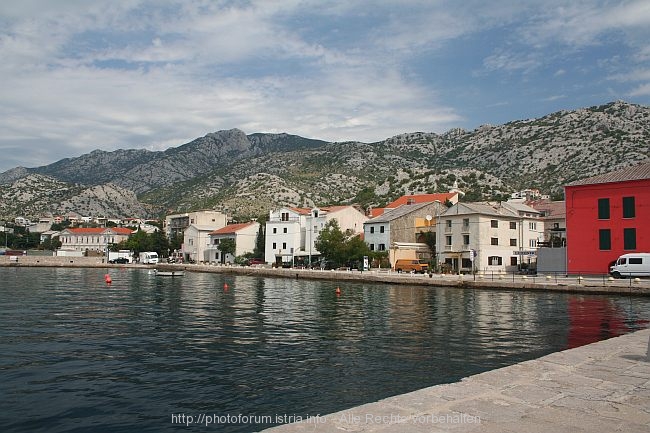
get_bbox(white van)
[609,253,650,278]
[139,251,159,264]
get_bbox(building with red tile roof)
[565,161,650,274]
[59,227,133,253]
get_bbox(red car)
[246,258,265,266]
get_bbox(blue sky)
[1,0,649,172]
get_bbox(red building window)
[598,229,611,250]
[597,198,610,219]
[623,197,635,218]
[624,228,636,250]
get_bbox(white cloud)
[628,83,650,97]
[0,1,649,172]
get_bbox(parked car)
[394,259,429,274]
[109,257,130,264]
[245,258,265,266]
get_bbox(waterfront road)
[263,328,650,432]
[2,256,650,295]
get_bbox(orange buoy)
[104,274,112,284]
[335,287,341,296]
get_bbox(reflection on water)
[1,267,649,433]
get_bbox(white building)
[364,202,446,265]
[183,224,223,263]
[207,222,260,264]
[165,210,227,240]
[438,202,543,274]
[265,205,368,266]
[58,227,133,254]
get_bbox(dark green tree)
[343,234,371,267]
[314,220,347,266]
[253,215,267,258]
[218,238,236,263]
[150,229,170,257]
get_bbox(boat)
[153,269,185,277]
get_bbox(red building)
[565,161,650,274]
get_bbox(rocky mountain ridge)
[1,100,648,220]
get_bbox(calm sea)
[1,267,649,432]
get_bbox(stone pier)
[263,328,650,432]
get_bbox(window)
[462,218,470,230]
[510,221,517,230]
[378,244,386,251]
[629,258,643,265]
[491,220,498,228]
[598,198,610,219]
[446,220,452,228]
[529,222,537,230]
[282,242,287,249]
[529,239,537,248]
[370,227,375,234]
[281,212,289,221]
[369,244,375,251]
[272,242,277,249]
[623,197,635,218]
[488,256,502,266]
[491,237,499,245]
[313,210,319,218]
[273,227,277,234]
[599,229,611,250]
[462,258,472,268]
[510,257,518,266]
[463,234,470,245]
[446,236,452,246]
[624,228,636,250]
[380,226,385,233]
[510,238,517,246]
[283,227,287,233]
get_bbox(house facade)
[59,227,133,253]
[207,222,260,264]
[438,202,543,273]
[183,224,225,263]
[565,161,650,274]
[165,210,227,240]
[264,205,367,266]
[364,202,445,265]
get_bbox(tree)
[343,235,371,267]
[253,214,267,258]
[150,229,170,257]
[218,238,236,263]
[314,220,347,266]
[119,230,152,255]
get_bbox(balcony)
[444,245,453,251]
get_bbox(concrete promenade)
[2,255,649,296]
[264,328,650,433]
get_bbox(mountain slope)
[1,101,648,220]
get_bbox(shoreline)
[2,256,649,296]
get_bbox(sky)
[1,0,650,173]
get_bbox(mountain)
[1,101,649,220]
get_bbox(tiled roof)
[288,207,312,215]
[565,161,650,186]
[209,222,255,235]
[366,203,432,223]
[65,227,133,235]
[386,193,457,208]
[443,202,518,218]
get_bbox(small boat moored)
[153,269,185,277]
